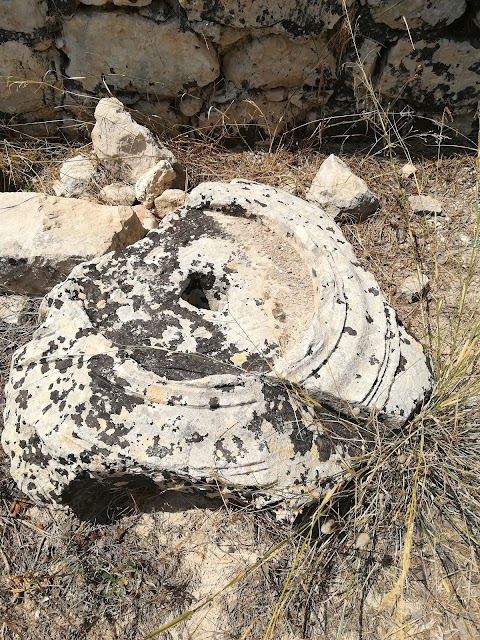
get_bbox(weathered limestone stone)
[0,0,48,32]
[179,95,203,117]
[0,42,50,115]
[307,154,379,222]
[408,195,442,216]
[100,183,136,206]
[363,0,466,29]
[223,34,336,90]
[401,163,417,178]
[154,189,186,219]
[134,160,176,207]
[2,181,433,517]
[378,38,480,110]
[91,98,178,184]
[398,273,430,303]
[0,192,145,295]
[200,95,303,133]
[54,154,97,198]
[63,13,220,97]
[179,0,351,31]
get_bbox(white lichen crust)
[2,181,433,518]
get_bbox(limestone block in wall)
[362,0,466,29]
[79,1,153,5]
[199,95,303,133]
[223,34,336,90]
[179,0,352,31]
[0,42,51,115]
[378,38,480,111]
[0,192,145,295]
[63,13,220,97]
[0,0,48,32]
[190,22,247,55]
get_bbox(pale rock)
[0,0,48,32]
[91,98,178,183]
[154,189,186,218]
[378,38,480,110]
[179,95,202,117]
[100,183,136,206]
[134,160,176,207]
[135,98,188,130]
[264,88,288,102]
[0,42,50,115]
[179,0,352,30]
[1,181,433,518]
[0,295,29,325]
[190,21,246,54]
[63,13,220,97]
[307,154,379,222]
[354,532,370,550]
[0,192,145,295]
[54,154,97,198]
[401,163,417,178]
[398,273,430,303]
[133,204,159,231]
[320,518,336,535]
[363,0,466,29]
[223,34,336,90]
[408,195,442,215]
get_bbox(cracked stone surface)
[2,181,433,518]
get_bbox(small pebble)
[354,532,370,550]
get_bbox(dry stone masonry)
[2,180,433,519]
[0,1,478,138]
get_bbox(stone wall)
[0,0,479,139]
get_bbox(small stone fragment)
[321,518,337,535]
[154,189,186,218]
[398,273,430,303]
[0,295,29,325]
[408,195,442,216]
[135,160,176,207]
[133,204,159,231]
[401,163,417,178]
[354,532,370,550]
[100,183,136,206]
[307,154,379,222]
[91,97,178,184]
[54,154,97,198]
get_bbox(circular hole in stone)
[180,272,228,311]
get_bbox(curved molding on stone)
[1,181,433,517]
